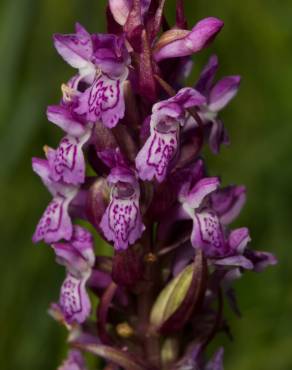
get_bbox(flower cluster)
[32,1,277,369]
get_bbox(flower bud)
[154,18,224,61]
[150,250,207,334]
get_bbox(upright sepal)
[209,76,241,112]
[47,104,88,138]
[53,23,95,77]
[211,185,246,225]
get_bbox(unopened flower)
[154,17,224,61]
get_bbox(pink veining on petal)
[33,196,73,243]
[47,131,91,186]
[59,273,91,324]
[136,120,180,183]
[75,73,126,128]
[192,209,225,257]
[100,176,145,250]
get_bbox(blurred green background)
[0,0,291,369]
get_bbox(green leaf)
[150,250,207,333]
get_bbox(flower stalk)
[32,1,277,369]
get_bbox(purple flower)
[47,75,90,138]
[47,103,88,137]
[75,70,128,128]
[52,225,95,277]
[244,249,278,272]
[210,185,246,225]
[54,24,130,128]
[135,88,206,183]
[179,175,253,266]
[154,18,224,62]
[90,33,130,77]
[54,23,95,80]
[212,227,253,269]
[195,55,241,154]
[45,130,91,186]
[205,348,224,370]
[32,6,277,368]
[59,271,91,324]
[32,158,78,243]
[100,167,145,250]
[51,226,95,325]
[74,34,130,128]
[179,176,223,253]
[58,350,87,370]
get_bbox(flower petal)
[214,255,253,270]
[100,196,144,250]
[208,118,230,154]
[59,272,91,324]
[109,0,151,25]
[47,105,87,137]
[92,34,130,77]
[32,157,78,197]
[228,227,251,254]
[154,17,224,61]
[205,348,224,370]
[58,350,87,370]
[209,76,241,112]
[32,193,76,244]
[211,185,246,224]
[109,0,131,25]
[75,72,127,128]
[53,23,94,71]
[183,177,220,209]
[52,225,95,276]
[100,175,145,250]
[46,131,91,186]
[191,209,225,257]
[135,124,179,182]
[155,87,206,113]
[32,158,53,193]
[195,54,219,95]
